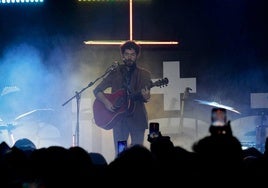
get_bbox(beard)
[123,59,136,69]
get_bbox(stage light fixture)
[0,0,43,4]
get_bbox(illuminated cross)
[83,0,179,45]
[151,61,196,111]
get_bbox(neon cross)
[83,0,179,45]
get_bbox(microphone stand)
[62,65,116,147]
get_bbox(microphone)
[109,61,119,71]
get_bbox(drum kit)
[0,108,56,147]
[0,86,62,147]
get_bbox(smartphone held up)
[149,122,160,139]
[211,107,227,126]
[117,140,127,155]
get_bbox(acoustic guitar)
[93,78,169,130]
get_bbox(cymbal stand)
[256,112,267,153]
[0,124,15,146]
[179,87,192,134]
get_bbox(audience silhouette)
[1,118,268,187]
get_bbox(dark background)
[0,0,267,147]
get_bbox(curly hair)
[120,40,141,55]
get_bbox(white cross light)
[83,0,179,46]
[250,93,268,108]
[151,61,196,111]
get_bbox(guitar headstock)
[152,77,169,88]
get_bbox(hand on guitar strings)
[104,100,116,112]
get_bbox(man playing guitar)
[93,40,152,155]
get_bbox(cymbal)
[14,108,54,121]
[194,99,241,114]
[1,86,20,96]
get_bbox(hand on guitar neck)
[141,86,151,102]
